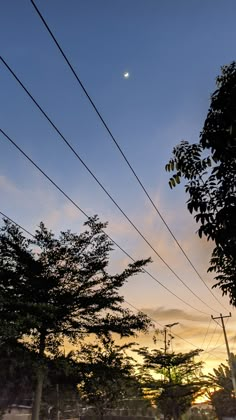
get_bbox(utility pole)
[164,327,167,354]
[56,384,60,420]
[212,313,236,394]
[153,323,179,354]
[164,323,179,354]
[164,322,179,354]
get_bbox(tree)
[208,356,236,419]
[137,347,205,420]
[0,216,151,420]
[166,62,236,304]
[74,338,149,419]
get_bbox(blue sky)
[1,0,236,371]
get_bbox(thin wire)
[202,344,224,363]
[124,300,218,357]
[230,314,236,353]
[200,318,212,349]
[0,211,35,238]
[203,324,220,359]
[205,317,232,363]
[230,334,236,354]
[124,300,164,329]
[212,318,223,329]
[204,317,230,363]
[203,329,224,363]
[0,128,211,316]
[0,58,220,314]
[29,0,227,312]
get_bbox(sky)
[1,0,236,373]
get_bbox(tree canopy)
[137,347,204,420]
[166,62,236,304]
[0,216,151,419]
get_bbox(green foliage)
[166,62,236,304]
[137,347,205,420]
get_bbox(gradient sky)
[1,0,236,373]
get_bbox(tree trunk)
[172,408,180,420]
[32,332,46,420]
[99,407,104,420]
[32,368,44,420]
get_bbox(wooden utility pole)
[56,384,60,420]
[164,327,167,354]
[211,313,236,394]
[162,323,179,354]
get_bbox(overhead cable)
[29,0,226,311]
[124,300,217,356]
[0,57,220,313]
[200,318,213,349]
[0,127,212,316]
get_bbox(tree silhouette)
[0,216,151,420]
[137,347,204,420]
[166,62,236,304]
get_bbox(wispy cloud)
[141,306,209,323]
[0,175,20,195]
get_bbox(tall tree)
[166,62,236,304]
[0,216,151,420]
[137,347,204,420]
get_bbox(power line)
[124,300,164,329]
[125,301,199,350]
[200,318,212,349]
[212,317,223,329]
[124,300,218,357]
[202,323,220,358]
[203,330,224,363]
[0,128,211,316]
[29,0,226,311]
[0,211,35,238]
[0,58,221,314]
[231,332,236,354]
[204,317,231,363]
